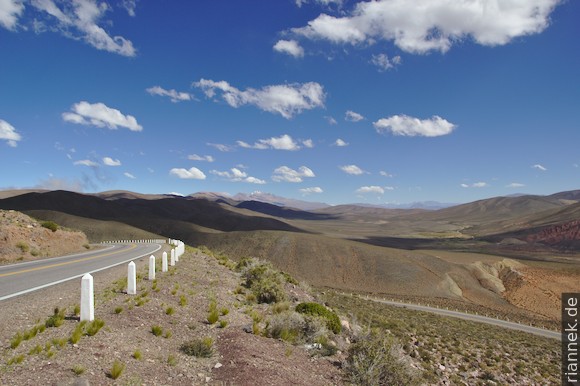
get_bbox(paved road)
[0,243,161,301]
[358,295,561,340]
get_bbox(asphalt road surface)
[364,296,561,340]
[0,243,161,301]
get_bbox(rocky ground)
[0,245,345,385]
[0,210,89,264]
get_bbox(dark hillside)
[0,190,304,237]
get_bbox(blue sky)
[1,0,579,205]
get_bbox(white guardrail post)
[80,273,94,322]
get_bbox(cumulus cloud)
[124,172,136,179]
[193,79,326,119]
[210,168,266,184]
[272,166,315,183]
[374,115,456,137]
[340,164,365,175]
[292,0,560,54]
[300,186,323,195]
[506,182,525,188]
[273,39,304,58]
[532,164,547,171]
[62,101,143,131]
[146,86,192,103]
[30,0,136,56]
[102,156,121,166]
[238,134,301,151]
[334,138,348,147]
[0,0,24,30]
[302,139,314,148]
[188,154,214,162]
[461,182,488,188]
[371,53,402,72]
[356,185,385,194]
[0,119,22,147]
[169,167,206,180]
[345,110,364,122]
[74,159,99,167]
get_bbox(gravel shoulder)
[0,246,344,385]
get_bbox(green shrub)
[10,333,23,349]
[167,354,178,366]
[72,365,85,375]
[252,277,286,304]
[114,306,123,314]
[165,307,175,316]
[345,331,416,386]
[207,309,219,324]
[179,295,187,307]
[69,322,85,344]
[295,302,341,334]
[133,350,142,360]
[41,221,58,232]
[181,337,214,358]
[219,320,228,328]
[45,307,66,328]
[28,344,43,355]
[151,325,163,336]
[108,360,125,380]
[85,319,105,336]
[16,241,29,253]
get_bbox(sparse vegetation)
[151,325,163,337]
[16,241,29,253]
[133,350,142,360]
[45,307,65,328]
[72,365,85,375]
[295,302,341,334]
[85,318,105,336]
[108,360,125,380]
[41,221,58,232]
[238,258,287,304]
[180,337,214,358]
[345,330,417,386]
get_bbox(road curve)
[357,295,561,340]
[0,243,161,301]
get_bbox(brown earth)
[0,246,345,386]
[0,210,89,264]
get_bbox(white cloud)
[0,0,24,30]
[292,0,560,54]
[302,139,314,148]
[334,138,348,147]
[300,187,323,194]
[532,164,547,171]
[371,53,402,72]
[207,143,234,152]
[188,154,214,162]
[124,172,136,179]
[272,166,315,183]
[295,0,343,8]
[30,0,136,56]
[345,110,364,122]
[74,159,99,167]
[102,156,121,166]
[273,39,304,58]
[506,182,525,188]
[120,0,137,17]
[62,101,143,131]
[356,185,385,194]
[374,115,456,137]
[237,134,301,151]
[340,164,365,175]
[146,86,192,103]
[325,116,337,125]
[169,167,206,180]
[210,168,266,184]
[0,119,21,147]
[379,171,393,177]
[193,79,326,119]
[461,182,488,188]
